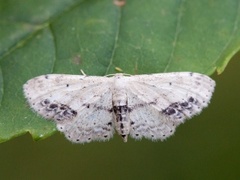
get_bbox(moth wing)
[23,74,115,143]
[125,72,215,140]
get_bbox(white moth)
[23,72,215,143]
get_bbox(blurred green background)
[1,0,240,179]
[0,53,239,180]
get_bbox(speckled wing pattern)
[23,75,114,143]
[23,72,215,143]
[125,72,215,140]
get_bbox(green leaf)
[0,0,240,143]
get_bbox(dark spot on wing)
[49,104,58,109]
[71,110,77,115]
[162,96,199,118]
[188,97,194,102]
[82,103,90,108]
[180,102,188,107]
[43,99,50,105]
[40,100,77,121]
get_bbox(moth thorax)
[113,76,128,106]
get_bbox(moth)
[23,72,215,143]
